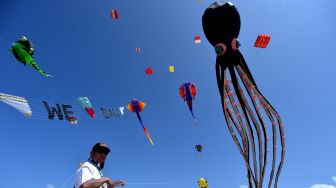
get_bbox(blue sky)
[1,0,336,188]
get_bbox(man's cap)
[91,143,110,154]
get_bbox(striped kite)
[127,99,154,145]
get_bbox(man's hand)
[106,178,126,188]
[113,180,126,187]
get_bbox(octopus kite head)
[202,2,241,56]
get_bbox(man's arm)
[79,177,111,188]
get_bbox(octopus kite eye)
[231,38,240,50]
[215,43,227,56]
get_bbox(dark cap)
[91,143,110,154]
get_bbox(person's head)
[90,143,110,164]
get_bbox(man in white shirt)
[75,143,126,188]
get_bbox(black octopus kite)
[202,2,285,188]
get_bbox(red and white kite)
[194,36,201,44]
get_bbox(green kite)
[10,36,52,77]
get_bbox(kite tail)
[136,112,154,145]
[36,69,51,77]
[23,55,53,77]
[187,100,197,123]
[190,110,198,127]
[33,64,52,77]
[143,127,154,145]
[190,109,196,121]
[38,69,52,77]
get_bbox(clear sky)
[1,0,336,188]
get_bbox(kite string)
[126,181,188,185]
[59,171,76,188]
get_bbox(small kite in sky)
[77,97,95,118]
[136,47,141,53]
[254,34,271,48]
[195,144,203,159]
[179,82,197,123]
[195,144,203,152]
[110,9,119,19]
[194,35,201,43]
[10,36,52,77]
[68,116,78,124]
[145,67,153,75]
[197,178,208,188]
[127,98,154,145]
[169,66,175,73]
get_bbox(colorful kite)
[68,116,78,124]
[0,92,32,117]
[77,97,95,118]
[145,67,153,75]
[127,99,154,145]
[179,82,197,122]
[254,34,271,48]
[10,36,52,77]
[202,2,285,188]
[169,66,175,73]
[197,178,208,188]
[194,35,201,43]
[110,9,119,19]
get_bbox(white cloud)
[310,184,336,188]
[332,177,336,184]
[239,185,248,188]
[46,184,55,188]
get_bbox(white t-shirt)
[75,161,107,188]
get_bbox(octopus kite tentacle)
[229,65,259,184]
[239,75,268,187]
[225,81,254,187]
[234,73,266,187]
[223,93,257,186]
[225,82,257,187]
[236,65,286,188]
[235,64,269,187]
[223,69,258,186]
[223,62,285,188]
[218,59,256,187]
[222,67,257,187]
